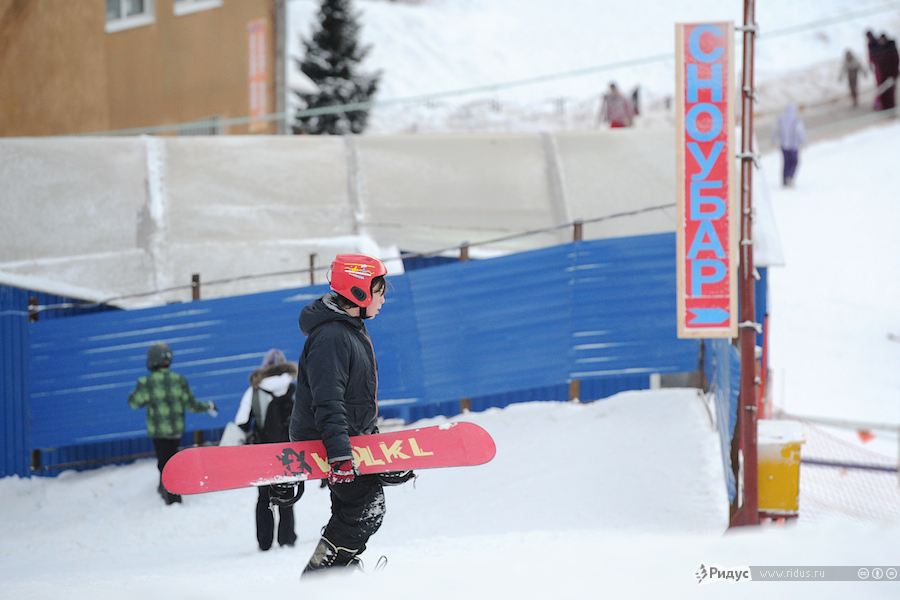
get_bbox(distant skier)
[839,49,867,107]
[234,349,299,551]
[289,254,413,577]
[128,342,217,505]
[598,82,634,128]
[771,103,806,187]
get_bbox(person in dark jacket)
[290,253,410,577]
[867,30,883,93]
[877,33,899,110]
[128,342,217,505]
[235,349,300,550]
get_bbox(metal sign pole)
[733,0,760,526]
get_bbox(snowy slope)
[2,390,898,600]
[764,121,900,431]
[287,0,900,133]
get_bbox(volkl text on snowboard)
[162,421,496,495]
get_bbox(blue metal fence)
[28,286,325,450]
[570,236,700,379]
[703,338,741,503]
[6,233,717,477]
[406,243,574,402]
[1,285,117,477]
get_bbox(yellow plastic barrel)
[757,420,805,515]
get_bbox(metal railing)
[29,203,676,315]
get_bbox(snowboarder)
[234,349,300,551]
[771,103,806,187]
[128,342,217,505]
[289,253,413,577]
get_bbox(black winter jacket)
[289,294,378,463]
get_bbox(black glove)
[268,482,304,508]
[378,470,416,486]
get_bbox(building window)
[105,0,155,33]
[173,0,223,17]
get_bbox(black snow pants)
[323,474,385,554]
[152,438,181,503]
[256,485,299,550]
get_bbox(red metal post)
[732,0,760,527]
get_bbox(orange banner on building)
[247,18,267,133]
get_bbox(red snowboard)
[162,422,496,495]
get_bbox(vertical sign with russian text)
[675,22,737,338]
[248,18,267,133]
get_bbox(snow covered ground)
[3,1,900,597]
[763,121,900,438]
[3,390,898,599]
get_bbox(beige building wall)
[0,0,110,136]
[0,0,276,137]
[105,0,277,134]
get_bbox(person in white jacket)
[235,349,300,551]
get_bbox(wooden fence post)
[569,379,581,402]
[28,296,39,322]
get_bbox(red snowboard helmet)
[330,254,388,308]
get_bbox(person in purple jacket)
[771,104,807,187]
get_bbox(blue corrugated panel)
[470,383,570,411]
[569,234,700,379]
[28,285,329,449]
[33,427,230,476]
[755,267,768,348]
[409,243,574,403]
[366,275,426,402]
[401,254,460,271]
[703,338,740,502]
[1,284,118,477]
[1,286,30,478]
[404,399,463,423]
[579,373,652,401]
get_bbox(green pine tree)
[293,0,381,135]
